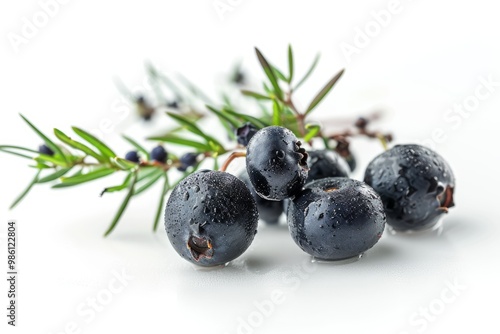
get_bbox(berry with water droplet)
[165,170,259,267]
[246,126,308,201]
[364,144,455,231]
[287,177,385,260]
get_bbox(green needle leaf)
[54,129,106,163]
[37,167,73,183]
[137,167,162,182]
[273,66,288,82]
[19,114,68,163]
[122,135,150,160]
[240,90,272,101]
[305,69,345,115]
[10,170,41,209]
[153,174,169,231]
[255,48,283,99]
[101,173,133,196]
[177,74,213,104]
[222,108,269,129]
[287,44,294,84]
[35,154,68,167]
[0,145,39,154]
[53,167,115,188]
[0,148,34,160]
[294,53,321,91]
[112,157,139,170]
[272,100,281,126]
[148,134,210,151]
[104,172,138,237]
[134,169,164,196]
[72,127,116,159]
[206,105,240,128]
[166,112,223,149]
[303,124,321,142]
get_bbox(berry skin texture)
[364,144,455,231]
[125,151,140,163]
[306,150,350,183]
[165,170,259,267]
[246,126,309,201]
[236,122,258,147]
[38,144,54,156]
[150,145,168,163]
[287,177,386,261]
[240,171,283,225]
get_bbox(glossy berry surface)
[288,177,386,261]
[236,122,258,147]
[165,170,259,267]
[364,144,455,231]
[124,150,140,163]
[345,154,356,172]
[246,126,308,201]
[240,171,283,225]
[177,152,198,172]
[150,145,168,163]
[38,144,54,156]
[306,150,350,183]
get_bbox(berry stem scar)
[220,152,246,172]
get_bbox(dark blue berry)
[167,100,179,109]
[150,145,168,163]
[165,170,259,267]
[306,150,350,183]
[288,177,386,260]
[236,123,258,147]
[38,144,54,156]
[135,95,155,121]
[364,144,455,231]
[125,151,140,163]
[246,126,308,201]
[240,171,283,225]
[177,153,198,172]
[232,71,245,85]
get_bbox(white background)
[1,0,500,333]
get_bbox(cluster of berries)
[123,146,198,172]
[164,126,455,267]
